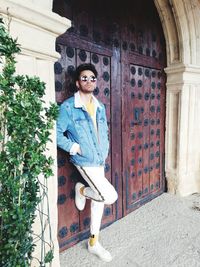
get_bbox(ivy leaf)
[44,250,54,263]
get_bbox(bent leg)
[75,166,116,262]
[75,165,118,205]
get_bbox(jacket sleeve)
[56,103,75,152]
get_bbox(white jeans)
[75,165,118,235]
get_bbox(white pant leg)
[90,201,104,235]
[75,165,118,235]
[75,165,118,205]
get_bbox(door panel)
[55,42,117,251]
[122,64,166,214]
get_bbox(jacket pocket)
[74,118,94,163]
[79,141,94,162]
[72,143,94,164]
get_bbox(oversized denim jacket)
[56,92,109,167]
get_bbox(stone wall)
[0,0,70,266]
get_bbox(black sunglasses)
[79,75,97,82]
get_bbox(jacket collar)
[74,91,102,109]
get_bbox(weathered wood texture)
[54,0,166,251]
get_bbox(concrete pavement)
[60,193,200,267]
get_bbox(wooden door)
[55,18,119,251]
[53,0,166,251]
[120,2,166,214]
[122,63,166,214]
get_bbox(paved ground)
[60,193,200,267]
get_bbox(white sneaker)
[75,182,86,211]
[88,241,112,262]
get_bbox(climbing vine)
[0,17,58,266]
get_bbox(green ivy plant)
[0,17,59,266]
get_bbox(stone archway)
[52,0,200,258]
[155,0,200,64]
[1,0,200,266]
[53,0,200,199]
[154,0,200,196]
[52,0,200,259]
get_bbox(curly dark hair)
[74,63,98,81]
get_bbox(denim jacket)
[56,92,109,167]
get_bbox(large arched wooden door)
[53,0,166,251]
[120,1,166,215]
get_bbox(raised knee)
[104,189,118,205]
[112,190,118,203]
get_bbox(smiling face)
[76,70,97,94]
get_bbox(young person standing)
[56,63,118,262]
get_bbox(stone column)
[165,63,200,196]
[0,0,71,266]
